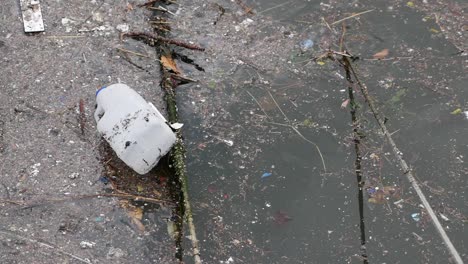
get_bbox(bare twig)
[45,35,86,39]
[342,56,464,264]
[322,17,335,34]
[257,0,293,15]
[116,47,153,58]
[121,32,205,51]
[0,230,92,264]
[1,193,172,208]
[148,6,176,16]
[339,23,346,52]
[245,90,269,118]
[330,9,374,25]
[235,0,255,15]
[267,92,327,172]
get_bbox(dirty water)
[0,0,467,263]
[172,0,467,263]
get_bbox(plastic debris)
[98,176,110,184]
[170,122,184,130]
[68,172,79,179]
[411,213,421,222]
[95,84,176,175]
[20,0,45,32]
[439,213,449,221]
[223,139,234,146]
[367,187,377,195]
[116,24,130,33]
[261,172,272,178]
[80,241,95,249]
[300,39,314,51]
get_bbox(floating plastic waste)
[95,83,176,174]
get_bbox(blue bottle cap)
[95,86,107,97]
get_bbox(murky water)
[176,0,467,263]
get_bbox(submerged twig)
[0,230,92,264]
[245,90,269,118]
[266,92,327,172]
[116,47,153,58]
[330,9,374,25]
[257,0,293,15]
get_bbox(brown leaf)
[373,49,389,59]
[120,200,145,232]
[127,207,145,232]
[161,55,180,74]
[341,99,350,109]
[127,3,134,11]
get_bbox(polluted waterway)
[170,0,467,263]
[0,0,467,263]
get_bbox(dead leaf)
[120,200,145,232]
[128,207,145,232]
[373,49,389,59]
[127,3,134,11]
[161,55,180,74]
[341,99,350,109]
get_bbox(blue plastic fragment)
[95,216,104,222]
[261,172,272,178]
[367,188,377,194]
[95,86,107,97]
[99,176,110,184]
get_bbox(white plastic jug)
[94,83,176,175]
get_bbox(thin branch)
[116,47,153,58]
[330,9,374,25]
[235,0,255,15]
[322,17,335,34]
[268,91,289,122]
[268,122,327,172]
[0,230,92,264]
[342,56,464,264]
[1,193,172,209]
[245,90,269,118]
[257,0,293,15]
[266,91,327,172]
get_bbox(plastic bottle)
[94,83,176,175]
